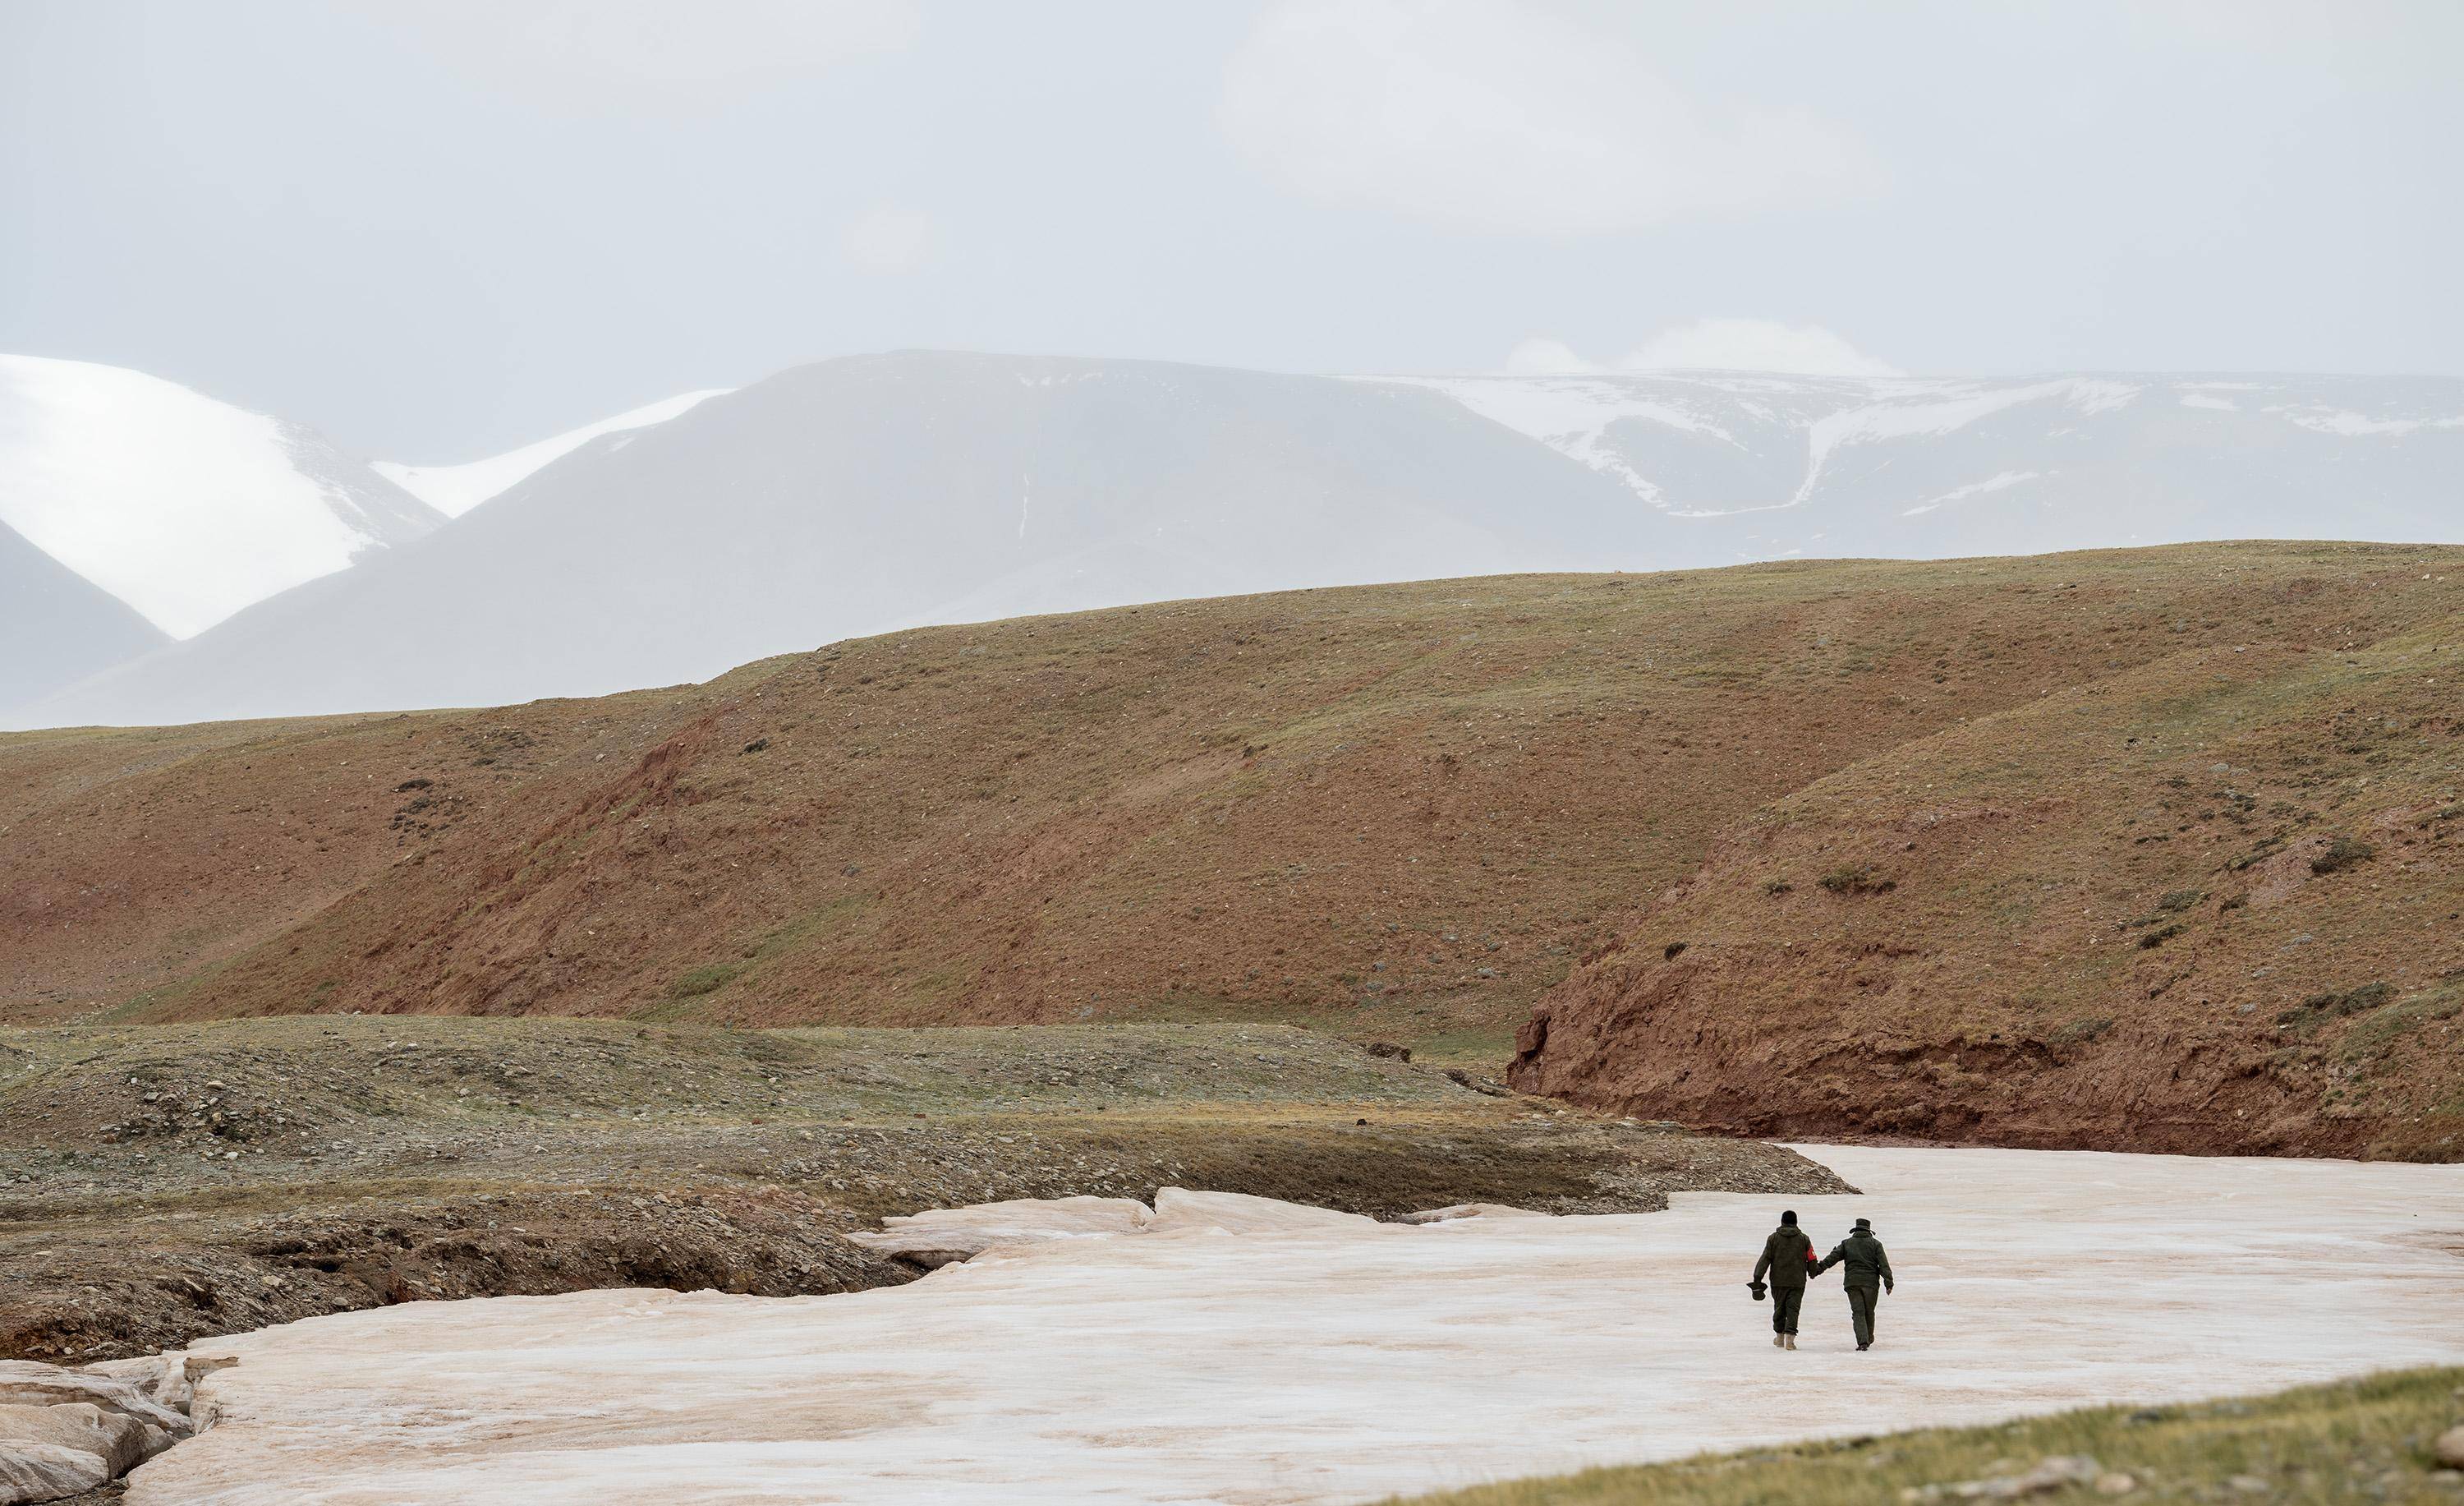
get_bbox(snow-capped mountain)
[8,353,2462,730]
[16,352,1663,727]
[0,355,445,639]
[1372,371,2464,558]
[373,388,733,518]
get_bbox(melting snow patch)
[1902,470,2046,517]
[2268,405,2464,438]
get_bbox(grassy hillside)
[1395,1368,2464,1505]
[1513,594,2464,1159]
[4,542,2460,1153]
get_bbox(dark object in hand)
[1749,1281,1768,1301]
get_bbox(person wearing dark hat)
[1748,1209,1817,1349]
[1814,1216,1896,1350]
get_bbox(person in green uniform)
[1747,1209,1815,1349]
[1814,1215,1896,1350]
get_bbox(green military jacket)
[1751,1225,1815,1290]
[1815,1231,1894,1289]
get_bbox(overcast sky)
[3,0,2458,459]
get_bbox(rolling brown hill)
[3,542,2459,1155]
[1512,587,2464,1160]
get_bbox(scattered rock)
[1902,1455,2103,1500]
[2434,1423,2464,1469]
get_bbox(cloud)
[1219,0,1881,235]
[1502,338,1602,375]
[1621,319,1901,376]
[1508,320,1902,377]
[377,0,918,104]
[839,205,939,275]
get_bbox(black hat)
[1852,1217,1872,1231]
[1780,1210,1797,1225]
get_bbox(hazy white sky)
[3,0,2457,458]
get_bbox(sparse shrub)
[2139,923,2184,949]
[1817,865,1895,896]
[2311,836,2376,874]
[2276,982,2394,1029]
[1763,879,1793,896]
[2053,1016,2114,1046]
[668,963,743,998]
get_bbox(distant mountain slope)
[14,355,2464,730]
[21,352,1666,726]
[0,518,168,708]
[1374,371,2464,558]
[0,355,444,638]
[373,388,733,518]
[3,545,2457,1156]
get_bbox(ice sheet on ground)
[128,1145,2464,1505]
[844,1194,1151,1264]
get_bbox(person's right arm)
[1750,1234,1775,1284]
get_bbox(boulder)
[0,1441,110,1505]
[2434,1424,2464,1470]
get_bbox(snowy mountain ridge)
[1365,370,2464,559]
[0,355,444,638]
[373,388,733,518]
[6,352,2462,728]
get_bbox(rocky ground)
[0,1016,1842,1366]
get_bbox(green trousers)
[1771,1287,1804,1335]
[1846,1284,1880,1347]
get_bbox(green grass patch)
[1391,1367,2464,1505]
[667,963,745,999]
